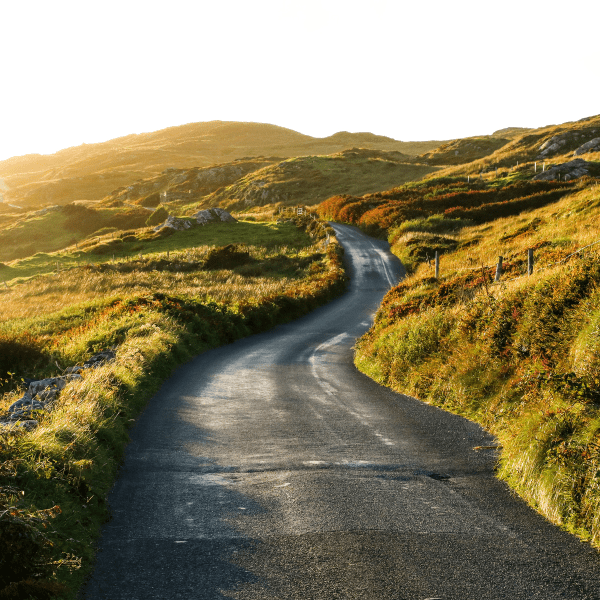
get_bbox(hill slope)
[316,114,600,549]
[0,121,442,208]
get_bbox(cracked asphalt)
[82,223,600,599]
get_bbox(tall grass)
[353,179,600,548]
[0,218,345,599]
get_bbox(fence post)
[527,248,534,275]
[495,256,503,282]
[435,251,440,279]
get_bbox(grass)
[0,220,312,288]
[201,149,438,210]
[0,121,441,210]
[350,179,600,548]
[0,215,347,599]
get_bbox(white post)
[534,162,537,172]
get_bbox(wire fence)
[426,237,600,285]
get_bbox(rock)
[83,348,116,368]
[153,216,194,232]
[537,129,600,159]
[0,348,116,431]
[37,387,60,403]
[8,393,34,412]
[574,137,600,156]
[194,208,237,225]
[533,158,591,181]
[27,375,82,398]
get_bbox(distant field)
[0,220,317,318]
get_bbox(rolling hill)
[0,121,442,209]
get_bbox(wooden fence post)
[528,248,534,275]
[435,251,440,279]
[495,256,503,282]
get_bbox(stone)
[194,208,237,225]
[153,216,194,233]
[533,158,591,181]
[574,137,600,156]
[83,348,116,368]
[1,349,116,431]
[8,393,34,412]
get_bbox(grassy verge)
[353,182,600,548]
[0,217,347,599]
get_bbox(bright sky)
[1,0,599,162]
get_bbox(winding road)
[84,224,600,599]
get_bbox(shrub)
[145,206,168,227]
[0,333,47,384]
[138,192,162,208]
[203,244,252,270]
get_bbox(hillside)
[201,148,436,210]
[430,114,600,177]
[316,114,600,549]
[102,148,439,213]
[0,121,442,209]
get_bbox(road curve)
[83,223,600,599]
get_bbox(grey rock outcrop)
[533,158,591,181]
[194,208,237,225]
[537,129,600,159]
[0,348,117,430]
[153,216,194,232]
[574,137,600,156]
[153,209,237,232]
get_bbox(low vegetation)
[200,149,438,211]
[330,175,600,547]
[0,215,346,599]
[2,112,600,597]
[0,121,441,209]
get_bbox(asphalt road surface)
[83,224,600,599]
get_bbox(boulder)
[533,158,591,181]
[574,137,600,156]
[194,208,237,225]
[153,216,194,232]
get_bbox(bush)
[145,206,168,227]
[203,244,252,270]
[0,333,47,384]
[138,192,162,208]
